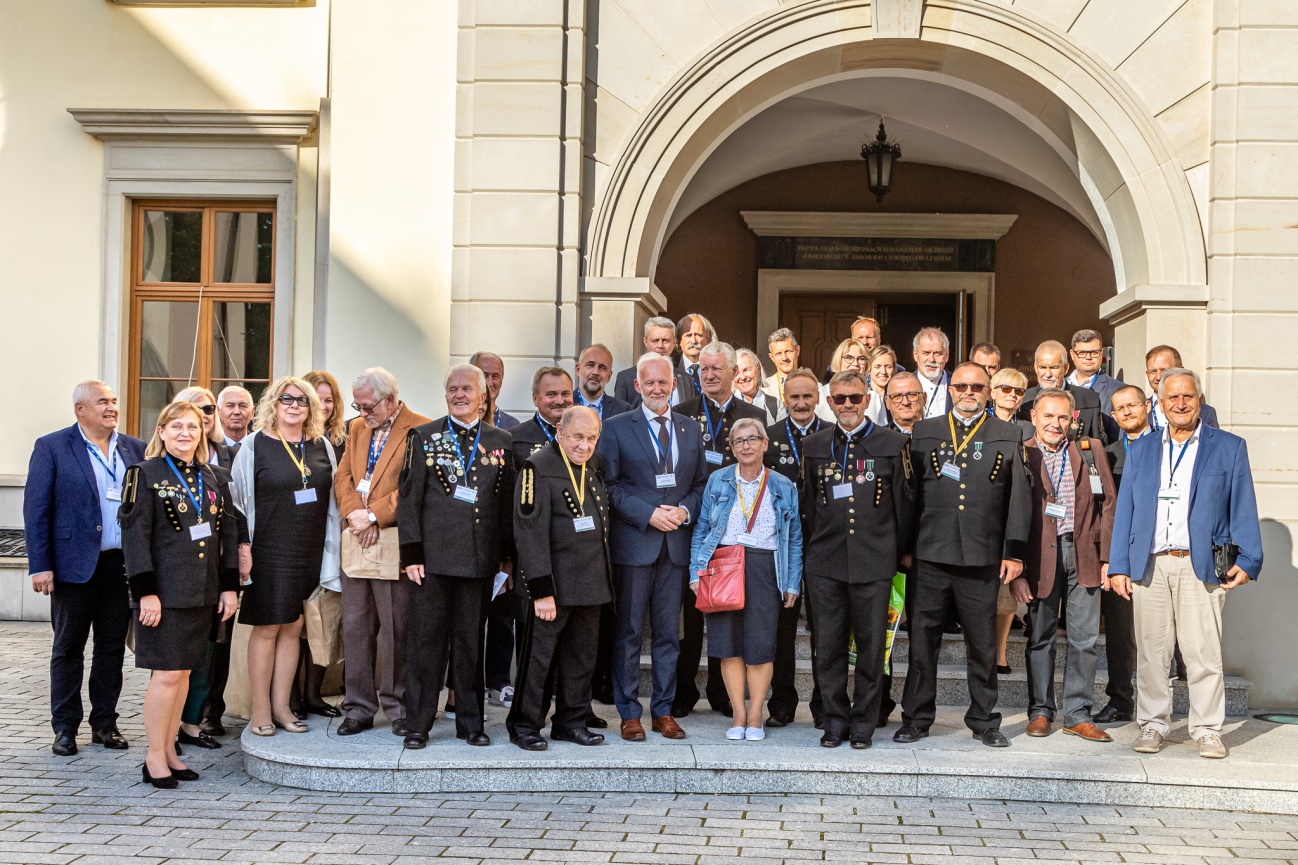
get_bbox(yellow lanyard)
[737,468,769,522]
[947,412,987,458]
[278,431,309,488]
[560,447,588,514]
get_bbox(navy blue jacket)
[598,408,708,568]
[24,423,146,583]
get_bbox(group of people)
[23,311,1263,789]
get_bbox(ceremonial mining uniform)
[397,417,514,741]
[762,415,824,722]
[118,456,240,671]
[509,413,558,466]
[902,412,1032,738]
[506,443,614,742]
[800,421,916,742]
[673,394,766,714]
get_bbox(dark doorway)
[877,294,964,368]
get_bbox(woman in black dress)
[119,401,239,788]
[230,376,338,736]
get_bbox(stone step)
[639,657,1252,716]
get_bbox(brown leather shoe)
[1026,716,1052,737]
[620,718,646,742]
[651,715,686,739]
[1062,722,1113,743]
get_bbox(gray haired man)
[762,328,801,401]
[613,316,697,407]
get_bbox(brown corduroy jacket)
[333,403,431,529]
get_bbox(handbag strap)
[740,468,769,533]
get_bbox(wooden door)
[779,293,876,376]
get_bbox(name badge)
[1158,487,1181,501]
[295,488,318,505]
[705,450,723,465]
[106,488,122,502]
[356,478,372,495]
[940,462,962,481]
[573,516,596,533]
[655,473,676,489]
[1045,502,1068,520]
[737,532,760,547]
[1089,474,1104,495]
[190,522,213,541]
[453,485,478,503]
[832,483,853,500]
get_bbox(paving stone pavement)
[2,621,1297,865]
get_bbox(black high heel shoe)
[170,766,200,782]
[142,763,178,789]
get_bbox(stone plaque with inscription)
[757,236,995,272]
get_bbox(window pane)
[140,211,203,283]
[210,302,272,380]
[140,301,199,379]
[138,380,190,439]
[213,212,273,283]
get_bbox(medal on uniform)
[856,459,866,484]
[177,500,188,513]
[865,459,875,481]
[304,465,312,476]
[702,432,711,443]
[210,504,218,515]
[973,442,984,460]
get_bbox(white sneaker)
[744,726,765,741]
[725,726,745,740]
[1199,732,1228,759]
[490,686,514,708]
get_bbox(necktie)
[654,416,672,473]
[689,365,701,393]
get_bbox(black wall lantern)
[860,120,902,203]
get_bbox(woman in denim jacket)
[690,418,803,741]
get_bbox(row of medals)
[825,463,876,484]
[937,442,985,461]
[428,430,502,476]
[154,484,218,515]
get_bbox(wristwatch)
[366,510,377,523]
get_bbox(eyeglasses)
[732,436,764,448]
[951,383,988,394]
[841,356,866,367]
[1072,349,1102,359]
[829,393,866,405]
[886,391,923,403]
[351,400,381,414]
[995,385,1025,397]
[196,404,217,416]
[277,394,310,407]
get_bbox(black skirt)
[705,548,781,665]
[134,606,213,671]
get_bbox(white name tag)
[454,485,478,503]
[940,462,962,481]
[573,516,595,533]
[190,522,212,541]
[1089,474,1104,495]
[705,450,723,465]
[832,483,853,500]
[356,478,372,495]
[106,488,122,502]
[1045,502,1068,520]
[1158,487,1181,501]
[295,488,318,505]
[737,532,760,547]
[655,473,676,489]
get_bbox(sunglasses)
[196,404,217,416]
[996,385,1026,396]
[829,393,866,406]
[951,383,988,394]
[277,394,310,407]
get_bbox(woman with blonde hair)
[119,401,240,786]
[174,386,230,466]
[302,370,348,454]
[229,376,341,736]
[989,366,1032,675]
[816,338,869,421]
[863,345,896,426]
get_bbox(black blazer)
[509,414,557,467]
[676,395,766,475]
[909,412,1034,567]
[613,358,699,408]
[397,417,515,579]
[514,443,614,607]
[1018,383,1111,445]
[119,456,240,608]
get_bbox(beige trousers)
[1132,553,1227,739]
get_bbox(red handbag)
[695,469,768,614]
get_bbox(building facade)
[3,0,1297,704]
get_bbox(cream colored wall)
[0,1,326,474]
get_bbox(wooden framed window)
[128,200,276,437]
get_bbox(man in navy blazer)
[599,354,708,741]
[1108,368,1261,760]
[24,381,146,756]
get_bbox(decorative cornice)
[740,212,1019,240]
[110,1,305,6]
[1099,284,1209,325]
[68,109,319,145]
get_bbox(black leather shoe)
[460,731,491,747]
[170,767,200,782]
[893,724,929,744]
[552,728,604,747]
[511,732,548,751]
[403,734,427,749]
[92,728,129,750]
[586,714,608,729]
[765,713,794,728]
[671,702,693,718]
[850,736,872,750]
[820,732,842,748]
[52,733,77,756]
[176,729,221,750]
[1094,705,1134,723]
[200,719,226,737]
[292,707,309,721]
[977,728,1011,748]
[391,720,409,737]
[142,763,176,789]
[305,701,342,718]
[336,718,373,736]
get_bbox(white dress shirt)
[919,370,950,419]
[641,403,680,471]
[1153,423,1200,553]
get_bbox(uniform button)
[958,505,965,510]
[475,518,480,524]
[960,484,966,489]
[198,553,205,558]
[848,509,855,514]
[199,541,206,547]
[849,519,855,524]
[959,495,965,500]
[96,525,102,532]
[849,529,855,535]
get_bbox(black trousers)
[590,602,617,702]
[806,573,889,739]
[902,559,1001,734]
[507,604,601,738]
[50,550,130,735]
[406,573,489,737]
[676,578,726,711]
[484,591,518,692]
[1101,584,1137,714]
[766,592,803,719]
[200,613,236,726]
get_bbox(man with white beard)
[912,327,951,419]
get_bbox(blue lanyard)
[576,392,602,417]
[450,419,482,480]
[1167,434,1193,484]
[699,397,726,445]
[366,432,385,476]
[646,412,672,469]
[784,417,820,468]
[1080,372,1099,390]
[85,439,120,487]
[534,413,557,443]
[165,455,205,521]
[1150,397,1163,431]
[1049,446,1069,496]
[830,421,873,474]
